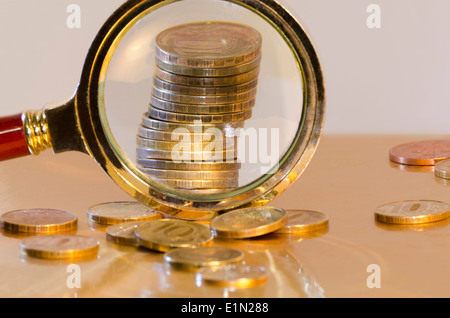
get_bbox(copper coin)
[20,235,99,260]
[1,208,77,233]
[389,140,450,165]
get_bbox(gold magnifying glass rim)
[75,0,326,212]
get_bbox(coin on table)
[389,140,450,165]
[1,208,77,233]
[164,246,244,271]
[274,210,329,234]
[434,159,450,179]
[155,21,262,69]
[210,206,287,238]
[106,221,147,247]
[374,200,450,224]
[154,65,261,87]
[20,234,99,260]
[196,264,267,288]
[86,201,163,225]
[135,219,214,252]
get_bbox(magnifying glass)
[0,0,325,213]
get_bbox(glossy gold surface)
[1,135,449,297]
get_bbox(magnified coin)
[136,158,241,171]
[86,201,163,225]
[141,116,244,132]
[210,206,287,238]
[135,219,214,252]
[274,210,329,234]
[196,264,267,288]
[164,246,244,271]
[150,97,255,115]
[155,21,262,69]
[106,221,146,247]
[435,159,450,179]
[389,140,450,165]
[374,200,450,224]
[148,106,253,123]
[153,65,260,87]
[152,76,259,96]
[1,208,77,234]
[20,234,99,260]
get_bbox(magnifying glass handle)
[0,110,52,161]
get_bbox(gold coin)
[141,116,244,131]
[154,65,260,87]
[86,201,163,225]
[435,159,450,179]
[153,76,259,97]
[274,210,329,234]
[136,147,238,161]
[374,200,450,224]
[150,96,255,115]
[137,125,240,141]
[140,168,239,180]
[156,55,261,77]
[155,22,262,69]
[135,219,214,252]
[149,178,239,189]
[164,246,244,271]
[136,158,240,171]
[210,206,287,238]
[196,264,267,288]
[148,106,253,123]
[151,86,257,106]
[20,234,99,260]
[105,221,146,247]
[1,208,77,234]
[136,136,237,151]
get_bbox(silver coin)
[150,96,255,115]
[140,168,240,180]
[136,158,241,171]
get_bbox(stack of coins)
[137,21,262,192]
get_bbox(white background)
[0,0,449,135]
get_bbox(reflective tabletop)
[0,134,449,298]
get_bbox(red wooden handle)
[0,113,31,161]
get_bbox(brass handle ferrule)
[22,110,53,156]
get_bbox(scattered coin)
[1,208,77,233]
[135,219,214,252]
[374,200,450,224]
[274,210,329,234]
[164,246,244,271]
[196,264,267,288]
[86,201,163,225]
[106,221,146,247]
[434,158,450,179]
[389,140,450,166]
[210,206,287,238]
[20,234,99,260]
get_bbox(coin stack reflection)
[137,22,262,192]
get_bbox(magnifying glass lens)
[102,0,304,199]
